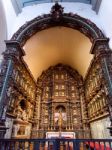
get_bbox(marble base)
[90,116,112,139]
[46,132,75,138]
[11,119,32,139]
[0,120,8,138]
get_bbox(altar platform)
[46,132,75,139]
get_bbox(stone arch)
[11,3,105,47]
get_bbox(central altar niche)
[32,64,87,138]
[54,105,66,129]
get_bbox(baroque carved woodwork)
[85,60,109,122]
[32,64,88,138]
[0,3,112,138]
[0,41,36,138]
[11,3,104,47]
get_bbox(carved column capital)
[90,38,110,55]
[3,40,25,60]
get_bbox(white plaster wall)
[98,0,112,49]
[11,2,102,39]
[90,117,112,139]
[1,0,17,39]
[0,1,7,55]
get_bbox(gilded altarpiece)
[32,64,89,138]
[0,3,112,139]
[0,41,36,139]
[85,61,109,122]
[84,40,112,138]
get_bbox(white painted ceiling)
[21,0,91,7]
[23,27,93,79]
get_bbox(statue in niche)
[73,110,77,115]
[61,92,65,96]
[61,74,64,79]
[55,92,58,96]
[26,104,32,119]
[45,93,48,98]
[16,105,22,119]
[55,85,59,89]
[16,99,28,120]
[46,87,49,91]
[61,85,65,89]
[72,93,75,97]
[74,118,77,123]
[55,106,66,126]
[22,110,28,121]
[55,74,58,79]
[71,86,75,91]
[58,109,63,128]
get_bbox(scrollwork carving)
[11,3,104,47]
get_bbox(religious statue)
[16,105,22,119]
[22,110,28,121]
[26,104,32,119]
[58,109,63,128]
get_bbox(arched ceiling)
[23,26,93,79]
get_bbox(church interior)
[0,0,112,149]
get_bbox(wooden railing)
[0,138,112,150]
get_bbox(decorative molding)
[11,3,105,47]
[32,63,89,138]
[90,38,109,54]
[50,2,64,21]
